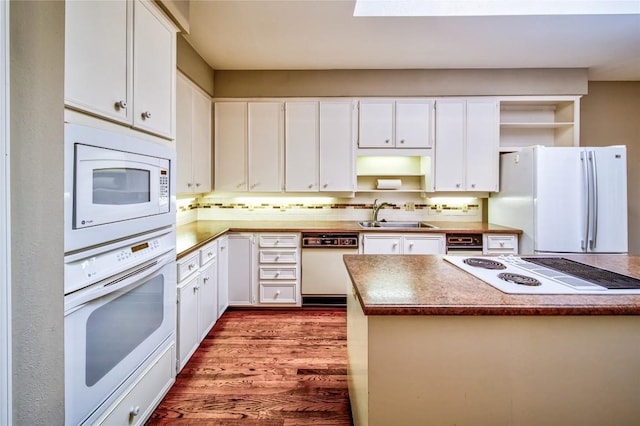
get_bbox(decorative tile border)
[177,196,483,223]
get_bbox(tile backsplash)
[177,194,484,225]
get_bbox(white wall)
[10,1,64,423]
[0,1,11,423]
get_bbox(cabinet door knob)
[456,183,461,188]
[130,406,140,417]
[187,183,193,187]
[471,183,476,188]
[196,183,201,187]
[203,276,209,283]
[115,100,127,110]
[400,139,405,144]
[308,184,313,189]
[323,183,328,188]
[385,139,390,144]
[141,111,152,120]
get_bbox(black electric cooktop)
[522,257,640,290]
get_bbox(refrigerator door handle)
[588,151,598,250]
[581,151,589,251]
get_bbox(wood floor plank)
[147,308,352,425]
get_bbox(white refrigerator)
[489,145,628,255]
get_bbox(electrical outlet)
[436,204,443,212]
[462,204,468,212]
[405,201,415,211]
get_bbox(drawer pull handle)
[188,263,196,270]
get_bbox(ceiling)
[183,0,640,81]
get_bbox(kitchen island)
[344,254,640,426]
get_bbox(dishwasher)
[301,232,359,307]
[446,233,484,255]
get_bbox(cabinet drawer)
[485,235,517,250]
[259,266,298,280]
[259,283,297,304]
[96,341,175,426]
[199,240,218,266]
[258,234,299,248]
[259,249,298,264]
[177,252,199,282]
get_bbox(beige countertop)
[176,220,521,258]
[343,254,640,315]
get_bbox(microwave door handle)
[65,251,174,312]
[581,151,589,251]
[589,151,598,250]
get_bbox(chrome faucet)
[372,199,392,223]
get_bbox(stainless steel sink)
[358,221,439,229]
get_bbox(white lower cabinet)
[95,340,175,426]
[177,240,219,372]
[483,233,519,255]
[217,235,229,318]
[256,233,300,306]
[227,233,301,307]
[361,233,446,254]
[227,233,255,305]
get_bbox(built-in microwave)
[65,123,175,253]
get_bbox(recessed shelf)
[500,122,574,129]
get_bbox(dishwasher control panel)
[302,233,359,248]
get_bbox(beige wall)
[214,68,588,98]
[177,34,214,96]
[10,0,65,423]
[581,82,640,254]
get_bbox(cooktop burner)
[498,272,542,287]
[463,258,507,270]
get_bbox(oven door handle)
[65,250,175,314]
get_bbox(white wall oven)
[64,123,175,253]
[64,227,176,425]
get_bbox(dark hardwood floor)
[147,308,353,426]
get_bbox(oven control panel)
[64,229,175,295]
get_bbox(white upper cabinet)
[395,100,434,148]
[285,102,319,192]
[319,101,356,192]
[465,99,499,191]
[284,100,356,193]
[359,99,434,149]
[176,72,212,194]
[65,0,130,124]
[131,0,176,138]
[215,101,284,193]
[434,98,499,192]
[248,102,284,192]
[65,0,176,139]
[359,101,394,148]
[215,102,247,192]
